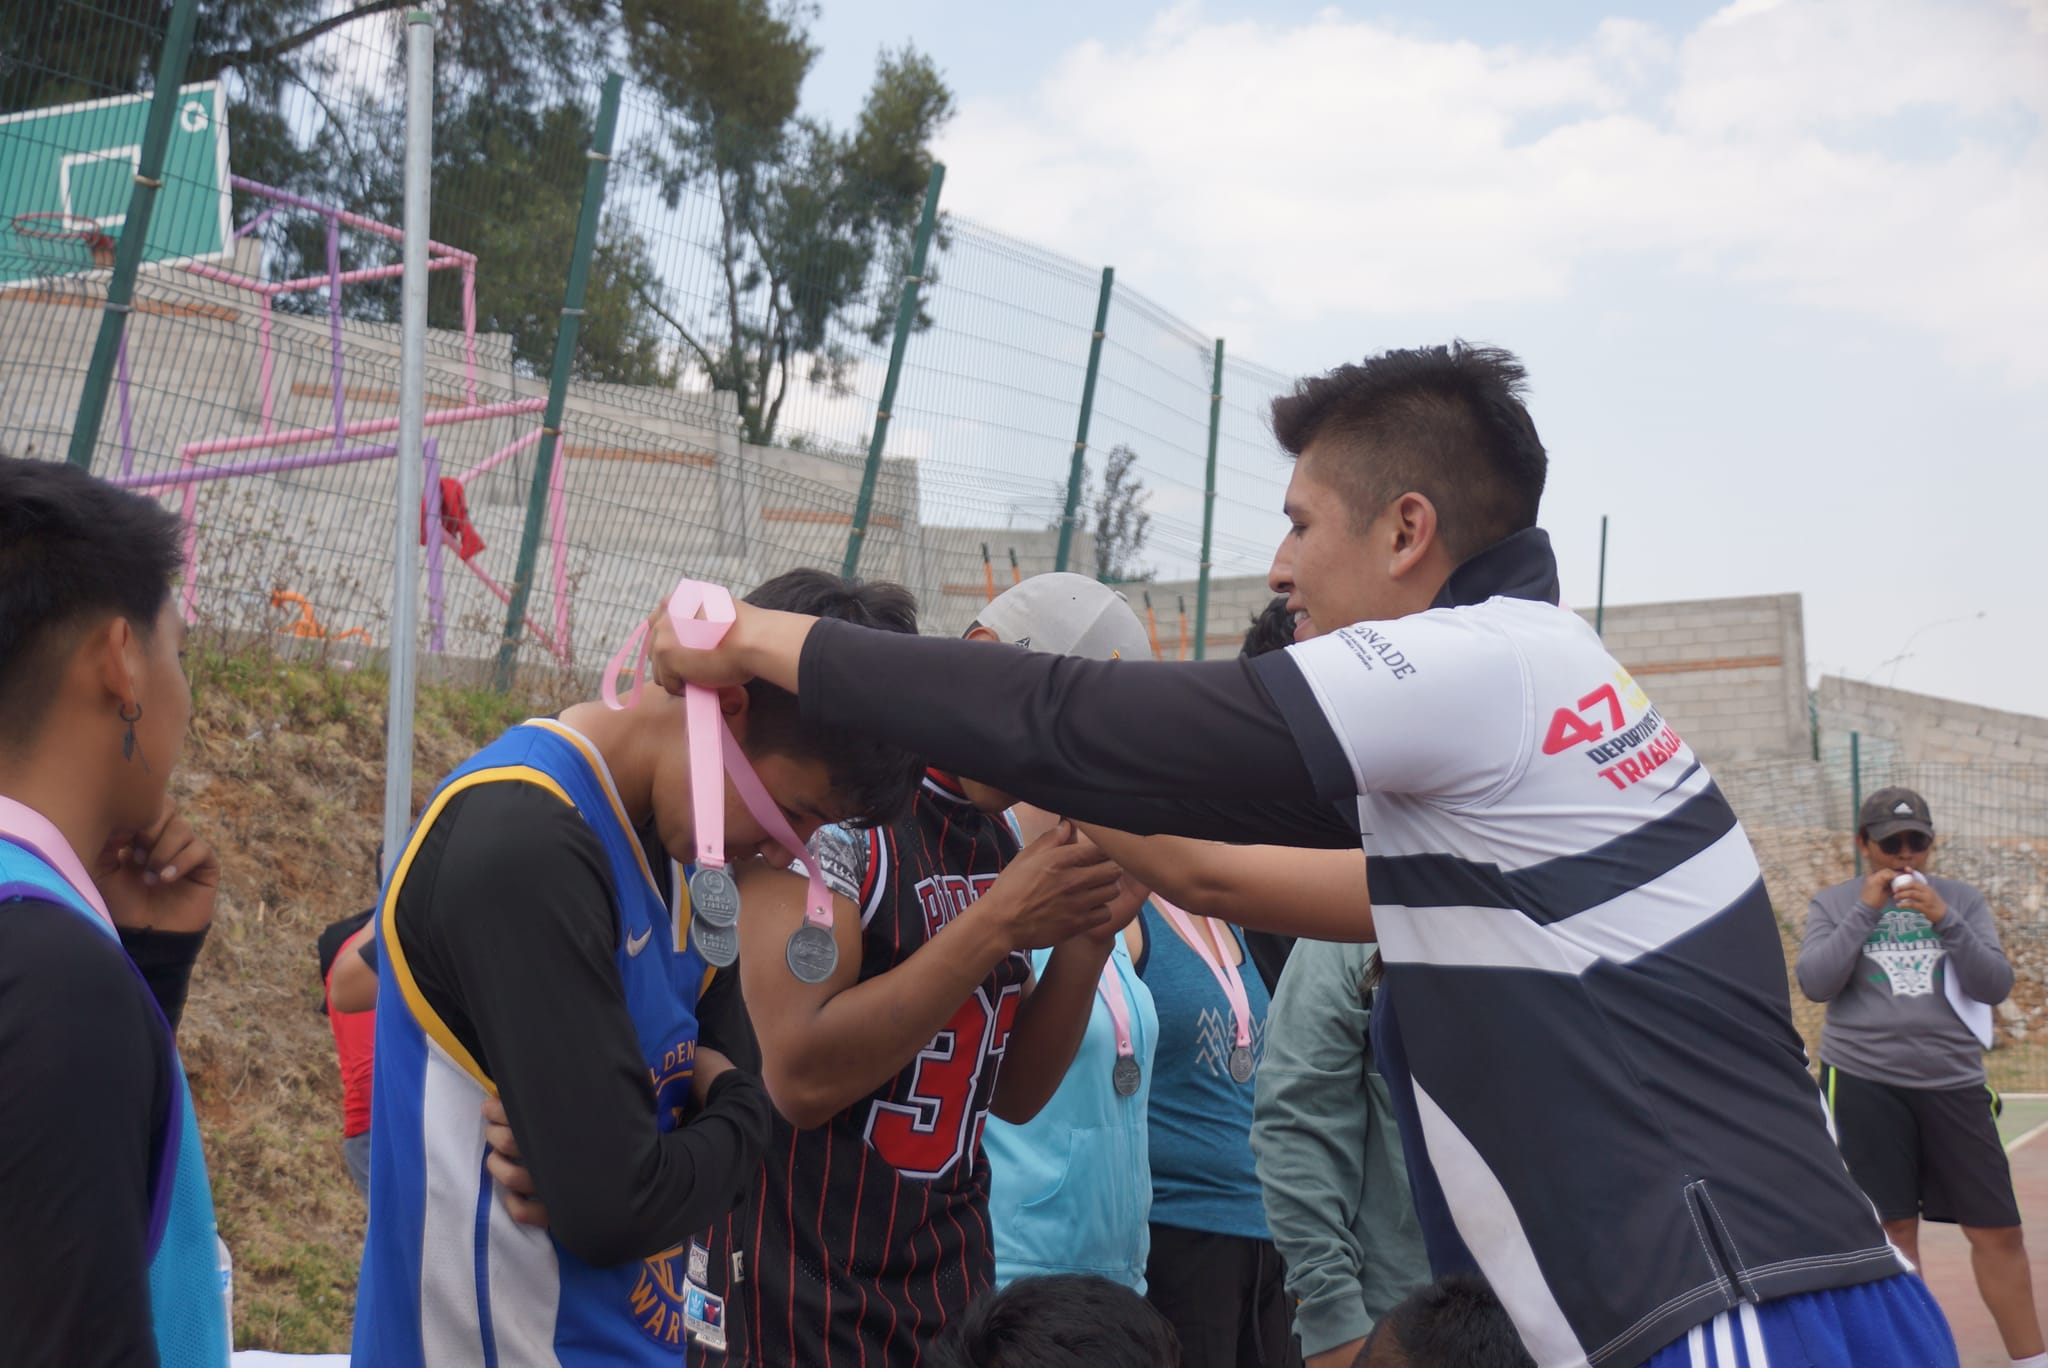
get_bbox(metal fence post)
[382,11,434,876]
[66,0,200,470]
[1193,338,1224,658]
[1851,729,1864,876]
[1595,514,1609,638]
[494,73,623,691]
[843,162,945,577]
[1054,267,1115,575]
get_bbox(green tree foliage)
[415,99,672,384]
[3,0,659,382]
[2,0,945,398]
[1080,443,1154,583]
[626,0,953,444]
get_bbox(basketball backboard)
[0,81,231,288]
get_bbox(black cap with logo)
[1858,786,1934,841]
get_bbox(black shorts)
[1145,1223,1301,1368]
[1820,1063,2021,1228]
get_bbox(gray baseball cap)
[1859,786,1934,841]
[973,572,1153,662]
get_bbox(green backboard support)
[0,81,231,288]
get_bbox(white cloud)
[934,0,2048,383]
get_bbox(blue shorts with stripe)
[1643,1274,1955,1368]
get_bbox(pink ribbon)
[603,580,833,939]
[1096,958,1135,1062]
[1155,898,1251,1053]
[0,795,114,929]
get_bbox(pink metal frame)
[117,176,570,660]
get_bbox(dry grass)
[173,646,546,1353]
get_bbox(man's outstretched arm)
[650,607,1349,836]
[1077,829,1375,943]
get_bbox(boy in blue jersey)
[352,569,926,1367]
[0,454,232,1367]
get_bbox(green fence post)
[66,0,201,470]
[1193,338,1225,658]
[1054,266,1115,575]
[494,73,623,692]
[1595,514,1609,638]
[1851,729,1864,876]
[843,162,945,578]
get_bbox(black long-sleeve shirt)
[800,619,1352,845]
[387,780,771,1266]
[0,904,206,1368]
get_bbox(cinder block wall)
[1575,594,1811,762]
[1819,677,2048,769]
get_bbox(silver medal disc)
[693,917,739,968]
[785,923,839,983]
[689,865,742,929]
[1112,1056,1142,1097]
[1227,1044,1255,1084]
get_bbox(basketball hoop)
[10,212,118,269]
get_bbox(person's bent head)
[1268,341,1547,641]
[1241,594,1295,659]
[929,1274,1180,1368]
[956,573,1153,811]
[0,455,189,838]
[1356,1275,1534,1368]
[643,567,924,862]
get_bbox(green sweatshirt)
[1250,939,1430,1359]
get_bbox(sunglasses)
[1876,832,1932,856]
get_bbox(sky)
[786,0,2047,717]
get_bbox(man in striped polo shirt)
[643,342,1961,1368]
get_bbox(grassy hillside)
[173,648,544,1352]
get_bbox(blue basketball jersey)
[352,719,715,1366]
[0,836,231,1368]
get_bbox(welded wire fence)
[2,7,1295,681]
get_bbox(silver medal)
[1227,1044,1255,1084]
[1112,1056,1142,1097]
[689,865,741,929]
[693,917,739,968]
[785,922,839,983]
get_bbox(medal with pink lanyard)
[1155,898,1256,1084]
[1097,959,1142,1097]
[604,579,840,982]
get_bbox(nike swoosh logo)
[626,927,653,957]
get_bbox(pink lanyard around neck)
[1096,958,1135,1061]
[0,794,114,929]
[602,580,832,938]
[1155,898,1250,1052]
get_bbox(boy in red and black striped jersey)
[690,574,1155,1366]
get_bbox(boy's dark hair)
[1358,1275,1534,1368]
[1241,594,1296,659]
[0,454,183,752]
[929,1274,1179,1368]
[1271,341,1546,564]
[739,567,923,826]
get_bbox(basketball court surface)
[1920,1097,2048,1365]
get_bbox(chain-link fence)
[1722,751,2048,1091]
[2,2,1294,686]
